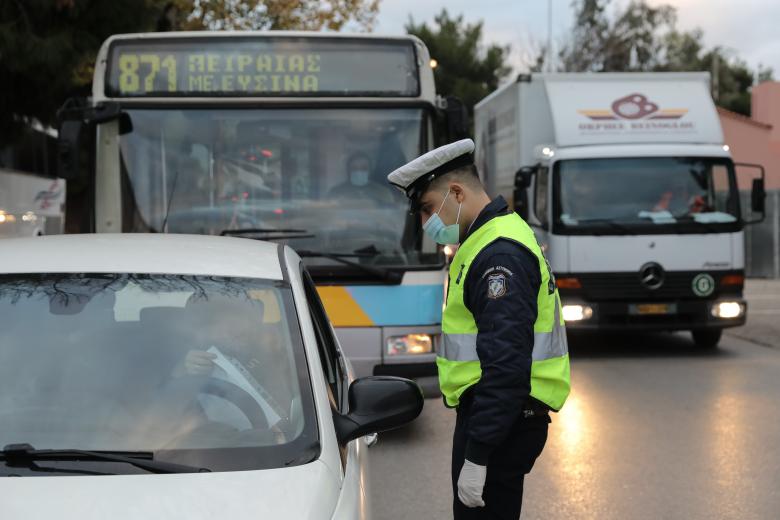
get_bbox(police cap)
[386,139,475,206]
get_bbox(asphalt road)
[369,331,780,519]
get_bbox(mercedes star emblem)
[639,262,665,290]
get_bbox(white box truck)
[475,72,766,348]
[0,169,66,238]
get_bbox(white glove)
[457,459,487,508]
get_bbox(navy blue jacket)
[459,196,542,466]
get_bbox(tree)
[601,1,675,71]
[171,0,379,31]
[0,0,166,140]
[406,9,511,117]
[560,0,675,72]
[558,0,610,72]
[559,0,774,115]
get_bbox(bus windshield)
[118,108,433,267]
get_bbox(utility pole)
[712,50,720,101]
[547,0,553,72]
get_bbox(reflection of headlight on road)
[562,304,593,322]
[711,301,744,319]
[386,334,433,356]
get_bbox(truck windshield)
[118,108,434,267]
[554,157,740,232]
[0,273,317,474]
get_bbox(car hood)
[1,460,340,519]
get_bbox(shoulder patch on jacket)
[481,265,514,279]
[486,272,508,299]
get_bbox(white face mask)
[422,190,461,245]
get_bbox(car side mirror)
[333,376,424,445]
[513,166,536,220]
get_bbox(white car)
[0,234,423,518]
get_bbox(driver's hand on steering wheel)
[172,350,217,377]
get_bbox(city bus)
[57,32,468,385]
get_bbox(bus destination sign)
[105,37,419,98]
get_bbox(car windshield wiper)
[284,441,321,467]
[0,443,210,474]
[220,228,316,240]
[564,218,637,235]
[297,250,401,283]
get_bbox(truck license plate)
[630,303,677,315]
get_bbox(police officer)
[387,139,571,519]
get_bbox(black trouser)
[451,396,550,520]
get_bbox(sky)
[372,0,780,80]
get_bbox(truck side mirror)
[444,96,470,141]
[513,166,536,220]
[735,162,766,225]
[751,177,766,216]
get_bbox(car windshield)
[555,157,740,228]
[118,108,437,268]
[0,273,317,474]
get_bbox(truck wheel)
[691,329,722,349]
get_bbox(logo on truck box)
[579,93,688,121]
[577,93,694,134]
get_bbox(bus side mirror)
[91,104,133,135]
[57,120,84,181]
[513,166,535,220]
[57,100,133,181]
[444,96,470,141]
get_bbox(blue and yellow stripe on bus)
[317,284,443,327]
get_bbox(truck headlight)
[562,304,593,322]
[711,301,745,319]
[386,334,433,356]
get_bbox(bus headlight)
[562,304,593,322]
[386,334,433,356]
[711,301,745,319]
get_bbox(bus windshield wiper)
[0,443,210,474]
[567,218,637,235]
[220,228,316,240]
[297,250,401,283]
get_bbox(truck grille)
[566,271,741,301]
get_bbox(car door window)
[301,267,346,410]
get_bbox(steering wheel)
[159,375,270,431]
